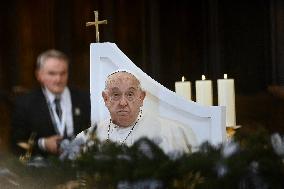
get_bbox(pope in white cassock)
[77,70,197,155]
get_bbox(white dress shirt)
[44,87,74,136]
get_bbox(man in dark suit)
[11,49,90,156]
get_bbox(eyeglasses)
[110,91,137,102]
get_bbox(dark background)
[1,0,284,151]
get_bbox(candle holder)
[226,125,241,139]
[18,132,36,164]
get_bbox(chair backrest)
[90,42,226,146]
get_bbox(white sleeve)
[38,138,46,151]
[159,118,198,154]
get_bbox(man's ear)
[139,91,146,101]
[102,91,109,104]
[35,70,41,83]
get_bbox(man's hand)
[44,135,63,154]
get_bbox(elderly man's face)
[36,58,68,95]
[102,72,145,127]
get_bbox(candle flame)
[224,74,227,79]
[202,75,206,80]
[182,76,186,82]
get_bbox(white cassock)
[78,112,198,155]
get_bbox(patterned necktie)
[54,97,62,121]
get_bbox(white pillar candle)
[175,76,192,101]
[195,75,213,106]
[217,74,236,127]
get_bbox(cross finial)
[86,10,107,43]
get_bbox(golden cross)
[86,10,107,43]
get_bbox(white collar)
[43,87,68,103]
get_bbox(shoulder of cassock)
[76,118,112,142]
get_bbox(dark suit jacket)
[11,88,90,156]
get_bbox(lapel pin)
[74,107,81,116]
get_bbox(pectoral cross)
[86,10,107,43]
